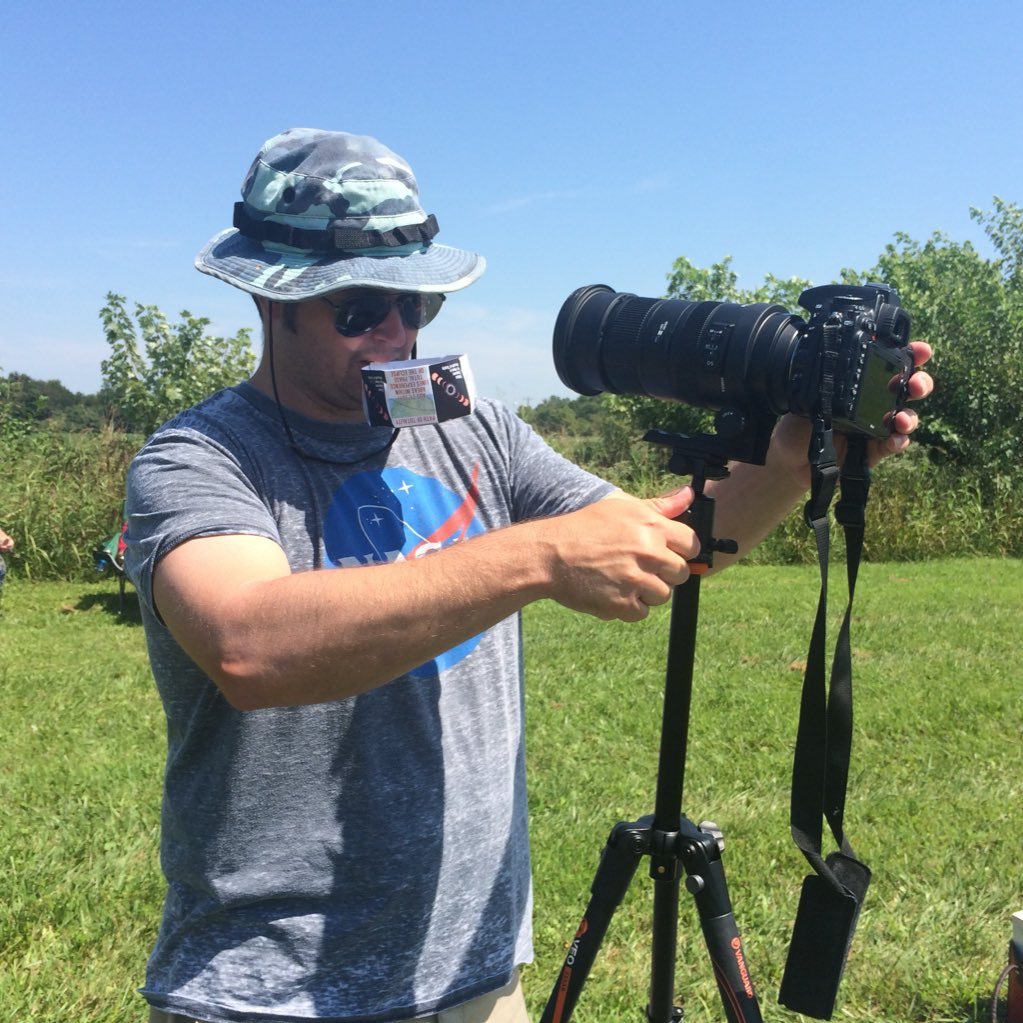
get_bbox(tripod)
[540,445,763,1023]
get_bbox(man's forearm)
[169,524,552,710]
[705,457,808,572]
[156,490,698,710]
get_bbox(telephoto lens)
[552,283,913,441]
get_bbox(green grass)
[0,583,160,1021]
[1,563,1020,1022]
[523,559,1022,1022]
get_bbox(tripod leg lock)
[648,818,724,884]
[649,829,682,881]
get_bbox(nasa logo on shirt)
[323,465,484,676]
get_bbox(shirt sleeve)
[496,401,616,521]
[124,424,280,616]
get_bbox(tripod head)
[644,429,739,571]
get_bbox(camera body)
[789,284,913,437]
[553,282,914,463]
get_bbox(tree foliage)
[1,370,109,432]
[846,197,1023,481]
[517,393,608,436]
[0,369,39,447]
[665,254,813,308]
[100,293,256,436]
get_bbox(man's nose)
[368,304,414,351]
[375,303,404,335]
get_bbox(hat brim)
[196,228,485,300]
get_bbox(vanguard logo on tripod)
[542,283,916,1023]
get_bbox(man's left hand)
[770,340,934,486]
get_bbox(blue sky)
[3,1,1020,408]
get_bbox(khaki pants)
[415,972,529,1022]
[147,972,530,1023]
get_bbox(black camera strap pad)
[779,426,872,1019]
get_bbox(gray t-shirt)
[126,384,612,1022]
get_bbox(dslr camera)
[553,283,914,464]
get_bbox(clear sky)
[3,1,1020,408]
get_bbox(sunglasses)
[321,291,445,337]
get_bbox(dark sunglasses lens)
[335,295,392,336]
[400,293,445,329]
[333,293,446,336]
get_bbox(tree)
[100,293,256,436]
[0,371,108,431]
[1,371,32,443]
[517,393,609,436]
[847,198,1023,480]
[665,254,812,309]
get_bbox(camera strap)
[794,422,869,876]
[779,427,872,1019]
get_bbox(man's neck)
[248,367,367,424]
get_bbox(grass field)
[1,560,1020,1022]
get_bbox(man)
[126,128,932,1023]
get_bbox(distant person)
[0,527,13,594]
[125,128,933,1023]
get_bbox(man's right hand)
[536,487,699,622]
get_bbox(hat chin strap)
[266,301,400,466]
[234,204,440,252]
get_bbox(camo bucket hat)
[196,128,485,300]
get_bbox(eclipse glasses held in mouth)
[322,292,446,337]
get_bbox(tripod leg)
[648,868,683,1022]
[543,471,763,1020]
[680,825,763,1023]
[540,820,649,1023]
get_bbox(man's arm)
[153,488,698,710]
[153,344,932,710]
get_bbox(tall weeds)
[0,424,1018,581]
[579,442,1022,563]
[1,427,141,580]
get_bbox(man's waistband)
[149,1010,205,1023]
[149,1010,306,1023]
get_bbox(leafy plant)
[100,293,256,436]
[847,197,1023,483]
